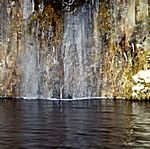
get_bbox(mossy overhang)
[33,0,89,11]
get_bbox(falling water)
[62,0,101,98]
[21,0,39,98]
[20,0,101,99]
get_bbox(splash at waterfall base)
[0,0,149,100]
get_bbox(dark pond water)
[0,99,150,149]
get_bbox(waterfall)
[20,0,101,99]
[20,0,39,98]
[62,0,100,98]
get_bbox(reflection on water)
[0,99,150,149]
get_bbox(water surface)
[0,99,150,149]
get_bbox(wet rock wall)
[0,0,149,99]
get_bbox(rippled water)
[0,99,150,149]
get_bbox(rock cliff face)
[0,0,149,99]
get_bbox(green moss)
[26,3,63,46]
[122,68,133,98]
[0,89,3,97]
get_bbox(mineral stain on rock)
[0,0,149,99]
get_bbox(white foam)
[19,96,125,101]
